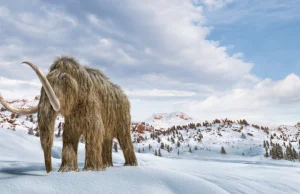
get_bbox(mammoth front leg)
[58,124,80,172]
[83,123,104,171]
[38,107,58,173]
[40,131,54,173]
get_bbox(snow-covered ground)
[1,100,300,193]
[1,129,300,194]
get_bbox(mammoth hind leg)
[102,138,113,168]
[58,131,80,172]
[117,132,138,166]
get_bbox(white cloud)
[0,77,41,100]
[0,0,298,126]
[87,13,124,37]
[0,5,77,41]
[125,89,196,97]
[186,73,300,111]
[174,73,300,125]
[196,0,234,10]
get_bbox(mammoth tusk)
[0,92,39,115]
[22,61,60,112]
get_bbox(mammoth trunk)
[38,102,58,173]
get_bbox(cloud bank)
[0,0,298,126]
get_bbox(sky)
[0,0,299,126]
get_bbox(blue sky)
[203,0,300,80]
[0,0,299,126]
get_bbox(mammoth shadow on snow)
[0,162,47,179]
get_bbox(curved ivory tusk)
[0,92,38,115]
[22,61,60,112]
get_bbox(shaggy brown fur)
[38,56,137,172]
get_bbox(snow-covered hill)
[1,99,300,159]
[132,119,300,160]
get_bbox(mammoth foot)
[103,162,113,168]
[58,165,79,173]
[124,161,138,166]
[82,166,105,171]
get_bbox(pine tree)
[264,147,269,158]
[158,137,161,143]
[155,149,158,156]
[149,144,151,151]
[263,140,266,148]
[161,142,164,149]
[177,150,179,155]
[171,137,175,144]
[241,133,246,139]
[152,129,155,140]
[292,147,298,160]
[221,146,226,154]
[177,141,180,148]
[278,144,284,159]
[30,116,34,123]
[113,142,118,152]
[285,145,292,161]
[194,145,198,150]
[271,146,276,159]
[138,148,140,153]
[158,149,162,157]
[10,113,15,119]
[28,128,34,135]
[167,145,170,153]
[189,147,192,153]
[266,141,269,148]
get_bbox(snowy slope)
[133,118,300,160]
[1,129,300,194]
[1,100,300,193]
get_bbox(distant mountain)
[144,112,201,129]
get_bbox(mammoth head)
[0,60,81,173]
[43,69,79,116]
[0,61,78,116]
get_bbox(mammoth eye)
[59,73,67,81]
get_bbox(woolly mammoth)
[0,56,137,172]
